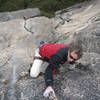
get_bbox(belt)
[34,56,43,60]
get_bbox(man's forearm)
[45,65,53,87]
[44,55,61,87]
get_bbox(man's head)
[68,42,83,64]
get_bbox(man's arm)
[43,55,61,98]
[43,47,68,98]
[44,55,61,87]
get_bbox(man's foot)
[49,91,58,100]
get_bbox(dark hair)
[68,42,83,59]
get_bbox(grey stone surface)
[0,0,100,100]
[25,16,55,43]
[0,8,41,22]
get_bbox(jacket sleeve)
[44,55,61,87]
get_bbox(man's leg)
[30,48,43,77]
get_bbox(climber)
[29,42,82,98]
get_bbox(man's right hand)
[75,63,89,70]
[43,86,55,98]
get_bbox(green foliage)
[0,0,87,14]
[0,0,25,11]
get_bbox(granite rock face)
[0,0,100,100]
[0,8,40,22]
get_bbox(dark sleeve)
[44,55,61,87]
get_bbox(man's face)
[70,50,78,61]
[69,50,78,64]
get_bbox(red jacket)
[40,43,67,59]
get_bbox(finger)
[43,92,49,97]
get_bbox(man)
[30,42,82,98]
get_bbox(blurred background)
[0,0,87,16]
